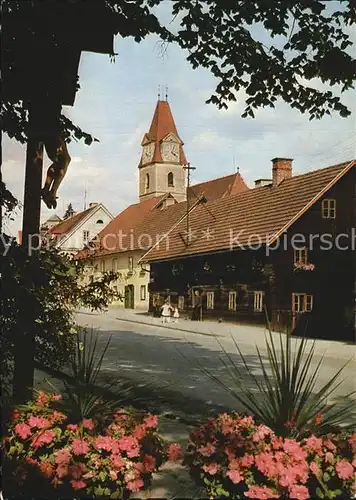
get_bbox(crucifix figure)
[33,99,71,209]
[41,135,71,209]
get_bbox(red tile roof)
[50,205,97,235]
[79,171,251,259]
[188,173,249,202]
[141,160,355,262]
[81,195,167,257]
[140,100,187,165]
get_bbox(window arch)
[145,173,150,191]
[96,219,104,224]
[167,172,174,187]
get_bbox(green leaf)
[99,470,107,482]
[316,487,325,499]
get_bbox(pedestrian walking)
[173,306,180,323]
[160,300,172,323]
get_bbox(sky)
[2,3,355,236]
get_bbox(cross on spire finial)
[165,85,168,101]
[157,84,161,100]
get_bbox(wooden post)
[12,106,44,403]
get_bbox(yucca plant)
[194,327,355,439]
[54,328,116,423]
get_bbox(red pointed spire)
[141,100,187,164]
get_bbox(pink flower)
[95,435,119,453]
[36,392,49,407]
[56,465,69,478]
[253,425,273,442]
[109,470,118,481]
[127,479,144,492]
[323,438,337,452]
[168,443,183,461]
[72,439,90,456]
[336,459,354,480]
[14,423,32,439]
[289,485,310,500]
[82,418,94,430]
[349,434,356,454]
[54,448,71,465]
[118,436,139,457]
[51,394,62,401]
[67,424,78,432]
[284,439,307,461]
[202,462,219,475]
[304,436,323,453]
[69,462,86,480]
[310,461,322,478]
[143,414,158,429]
[12,410,21,421]
[31,429,55,448]
[39,462,54,478]
[133,424,147,440]
[240,454,254,467]
[71,479,87,490]
[324,452,334,464]
[199,443,216,457]
[111,454,126,470]
[255,452,278,478]
[227,469,243,484]
[28,416,50,429]
[143,454,156,472]
[49,411,66,424]
[245,485,279,499]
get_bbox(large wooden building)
[140,159,356,342]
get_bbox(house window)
[140,285,146,301]
[322,198,336,219]
[254,291,265,312]
[168,172,174,187]
[96,219,104,224]
[101,260,106,273]
[83,230,90,243]
[178,296,185,311]
[207,291,214,310]
[292,293,313,313]
[145,173,150,191]
[294,248,308,265]
[228,291,237,311]
[112,258,118,271]
[128,256,133,272]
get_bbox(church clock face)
[142,142,154,164]
[161,141,179,162]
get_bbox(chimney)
[254,179,272,188]
[89,202,98,208]
[272,158,293,187]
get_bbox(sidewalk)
[81,305,356,361]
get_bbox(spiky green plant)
[57,328,116,423]
[196,329,355,438]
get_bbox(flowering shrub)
[294,261,315,272]
[3,391,182,498]
[184,412,356,499]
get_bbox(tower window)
[168,172,174,187]
[145,173,150,191]
[96,219,103,224]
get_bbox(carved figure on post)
[41,135,71,209]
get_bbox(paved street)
[76,309,356,421]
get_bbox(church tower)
[138,99,187,202]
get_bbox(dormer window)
[168,172,174,187]
[322,198,336,219]
[145,173,150,192]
